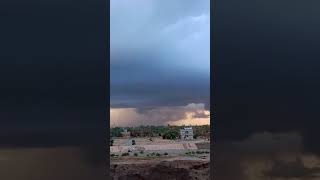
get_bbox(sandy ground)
[110,137,210,180]
[113,137,209,146]
[111,155,210,180]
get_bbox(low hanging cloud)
[110,103,210,127]
[110,0,210,111]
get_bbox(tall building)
[180,127,194,140]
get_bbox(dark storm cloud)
[110,0,210,110]
[110,53,210,109]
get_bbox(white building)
[180,127,194,140]
[121,129,131,138]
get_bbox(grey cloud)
[110,103,209,127]
[192,112,210,119]
[110,0,210,110]
[110,49,210,109]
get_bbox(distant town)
[110,125,210,179]
[109,124,210,158]
[110,124,210,140]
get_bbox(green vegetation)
[110,125,210,138]
[185,151,196,156]
[143,152,169,157]
[140,150,144,154]
[110,127,124,137]
[121,152,129,156]
[162,130,179,140]
[195,151,210,154]
[134,153,138,156]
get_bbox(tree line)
[110,125,210,140]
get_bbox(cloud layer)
[110,103,209,127]
[110,0,210,112]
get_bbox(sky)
[110,0,210,127]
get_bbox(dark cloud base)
[110,103,210,127]
[111,0,210,111]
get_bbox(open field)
[113,137,209,145]
[110,137,209,155]
[110,137,210,180]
